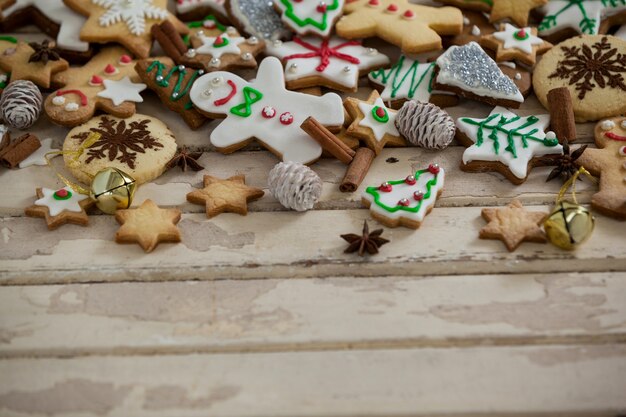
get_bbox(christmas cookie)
[189,56,344,164]
[44,47,147,127]
[489,0,547,27]
[437,0,491,12]
[344,90,405,155]
[115,199,181,253]
[480,24,552,66]
[186,174,264,218]
[136,58,209,129]
[171,25,265,72]
[273,0,344,38]
[265,36,390,92]
[0,40,69,88]
[225,0,291,40]
[368,55,436,108]
[533,35,626,123]
[0,36,17,94]
[362,163,444,229]
[576,117,626,219]
[175,0,227,21]
[456,106,564,184]
[498,61,532,98]
[0,0,91,61]
[434,42,524,108]
[480,199,548,252]
[25,187,95,230]
[63,114,177,185]
[539,0,626,42]
[63,0,189,59]
[336,0,463,54]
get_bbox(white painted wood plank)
[1,345,625,416]
[1,207,624,284]
[1,272,625,357]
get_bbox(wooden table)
[1,19,626,417]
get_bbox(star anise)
[543,139,587,182]
[28,40,61,64]
[166,147,204,172]
[341,220,390,256]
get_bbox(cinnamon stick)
[547,87,577,143]
[152,21,187,61]
[301,117,356,164]
[0,133,40,168]
[340,147,375,193]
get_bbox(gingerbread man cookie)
[336,0,463,54]
[44,47,148,127]
[64,0,189,58]
[576,117,626,219]
[189,56,344,164]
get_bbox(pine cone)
[0,80,42,130]
[268,161,322,211]
[395,101,456,150]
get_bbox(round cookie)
[63,114,177,185]
[533,35,626,123]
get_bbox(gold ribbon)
[556,166,597,205]
[44,132,101,196]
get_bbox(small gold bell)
[544,201,595,250]
[90,167,136,214]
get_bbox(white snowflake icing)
[93,0,168,35]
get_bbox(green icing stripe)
[365,169,440,214]
[184,15,226,44]
[0,36,17,44]
[146,61,203,110]
[369,56,435,100]
[280,0,340,31]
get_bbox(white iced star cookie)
[480,23,552,66]
[189,56,344,164]
[34,186,85,216]
[493,24,545,54]
[265,36,390,92]
[19,138,59,169]
[195,32,246,57]
[358,97,399,142]
[96,76,147,106]
[456,106,564,184]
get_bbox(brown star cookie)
[63,0,189,59]
[115,199,182,253]
[489,0,547,27]
[25,187,95,230]
[0,41,68,88]
[45,47,147,127]
[480,199,548,252]
[481,24,552,66]
[344,90,406,156]
[186,174,264,218]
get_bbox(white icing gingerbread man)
[190,57,344,164]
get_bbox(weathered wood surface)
[1,345,626,417]
[1,272,625,358]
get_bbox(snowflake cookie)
[189,57,344,164]
[362,163,445,229]
[533,35,626,122]
[265,36,390,92]
[456,106,564,184]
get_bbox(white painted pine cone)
[0,80,42,130]
[268,161,322,211]
[395,101,455,149]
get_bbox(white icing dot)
[601,120,616,130]
[52,96,66,106]
[210,57,221,67]
[272,40,283,47]
[241,52,252,61]
[247,36,259,45]
[366,47,378,56]
[514,73,522,80]
[471,25,481,36]
[64,103,79,112]
[463,16,470,25]
[288,63,298,73]
[545,131,557,140]
[621,120,626,129]
[0,74,7,83]
[186,49,197,58]
[211,77,222,85]
[342,66,351,73]
[226,26,237,35]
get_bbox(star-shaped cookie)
[25,187,95,230]
[115,199,182,252]
[64,0,189,58]
[489,0,547,27]
[186,174,264,218]
[344,90,405,155]
[96,76,146,106]
[0,41,68,88]
[480,199,548,252]
[481,24,552,66]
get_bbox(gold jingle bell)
[90,167,136,214]
[544,201,595,250]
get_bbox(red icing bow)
[283,38,362,72]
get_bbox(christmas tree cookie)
[274,0,344,38]
[456,106,564,184]
[362,163,445,229]
[265,36,390,92]
[368,55,436,109]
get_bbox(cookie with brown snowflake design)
[533,35,626,123]
[63,114,177,185]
